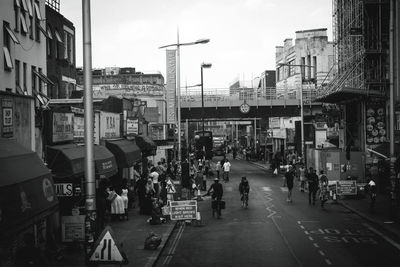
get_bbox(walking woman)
[319,170,329,209]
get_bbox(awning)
[0,138,58,232]
[367,142,400,159]
[32,69,54,85]
[315,87,384,104]
[135,135,157,156]
[46,144,118,179]
[105,139,141,168]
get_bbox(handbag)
[220,200,226,209]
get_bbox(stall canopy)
[0,138,58,232]
[135,135,157,156]
[105,139,141,168]
[47,144,118,179]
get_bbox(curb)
[148,220,178,267]
[339,201,400,241]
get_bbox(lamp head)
[195,38,210,44]
[201,63,212,68]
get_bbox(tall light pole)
[201,63,212,134]
[159,36,210,161]
[278,63,315,164]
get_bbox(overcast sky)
[61,0,332,89]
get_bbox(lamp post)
[159,35,210,161]
[201,63,212,134]
[278,63,315,164]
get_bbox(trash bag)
[144,232,162,250]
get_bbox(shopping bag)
[220,200,226,209]
[273,168,278,175]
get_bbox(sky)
[61,0,332,89]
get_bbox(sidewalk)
[250,160,400,241]
[57,205,176,267]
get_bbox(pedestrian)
[96,179,109,230]
[223,159,231,182]
[299,164,306,192]
[143,179,156,215]
[307,167,319,205]
[107,187,125,221]
[216,160,221,179]
[166,178,176,202]
[367,178,377,211]
[137,174,147,215]
[121,179,129,220]
[149,167,160,197]
[285,165,295,203]
[319,170,329,209]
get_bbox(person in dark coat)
[136,175,148,215]
[285,165,295,203]
[307,167,319,205]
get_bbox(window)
[3,22,16,70]
[27,0,33,39]
[301,57,305,79]
[307,55,311,80]
[288,60,295,77]
[46,25,53,57]
[34,1,42,42]
[14,0,20,32]
[63,26,74,64]
[38,67,42,92]
[54,29,62,59]
[20,13,28,34]
[23,62,27,90]
[313,56,317,79]
[15,60,20,86]
[32,65,37,92]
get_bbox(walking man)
[307,167,319,205]
[223,159,231,182]
[319,170,329,208]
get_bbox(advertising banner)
[336,180,357,195]
[100,111,120,139]
[366,100,386,147]
[166,50,176,124]
[126,118,139,135]
[52,112,74,143]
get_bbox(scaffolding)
[320,0,390,97]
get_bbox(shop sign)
[272,128,286,139]
[336,180,357,195]
[149,124,167,140]
[52,112,74,143]
[126,118,138,135]
[166,50,176,124]
[100,111,120,139]
[1,98,13,137]
[61,215,85,242]
[269,117,280,128]
[170,200,197,220]
[55,183,73,197]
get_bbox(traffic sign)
[336,180,357,195]
[88,226,128,264]
[170,200,198,220]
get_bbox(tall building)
[275,28,334,101]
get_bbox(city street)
[156,158,400,267]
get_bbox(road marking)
[319,250,325,256]
[313,243,319,248]
[363,223,400,251]
[225,187,233,192]
[308,236,314,241]
[162,222,185,266]
[262,187,272,191]
[304,231,309,235]
[297,221,302,225]
[280,187,288,192]
[300,225,305,229]
[325,259,332,265]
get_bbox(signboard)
[149,124,167,140]
[55,183,73,197]
[336,180,357,195]
[73,111,100,144]
[170,200,197,220]
[1,98,13,137]
[126,118,138,135]
[166,50,176,124]
[52,112,74,143]
[89,226,128,264]
[92,84,163,99]
[100,111,120,139]
[61,215,85,242]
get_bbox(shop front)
[46,144,117,242]
[0,138,58,266]
[135,135,157,172]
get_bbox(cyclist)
[206,178,224,218]
[239,176,250,206]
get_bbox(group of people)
[215,158,231,182]
[284,165,330,208]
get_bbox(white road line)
[363,223,400,251]
[262,186,272,191]
[313,243,319,248]
[304,231,309,235]
[280,187,288,192]
[300,225,305,229]
[297,221,302,225]
[308,236,314,241]
[325,259,332,265]
[319,250,325,256]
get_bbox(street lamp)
[159,35,210,161]
[278,63,315,164]
[201,63,212,134]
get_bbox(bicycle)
[242,192,249,208]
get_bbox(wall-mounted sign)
[126,118,138,135]
[166,50,176,124]
[240,102,250,114]
[52,112,74,143]
[1,98,13,137]
[149,124,167,140]
[100,111,120,139]
[55,183,73,197]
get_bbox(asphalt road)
[156,158,400,267]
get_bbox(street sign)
[170,200,198,220]
[336,180,357,195]
[88,226,128,264]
